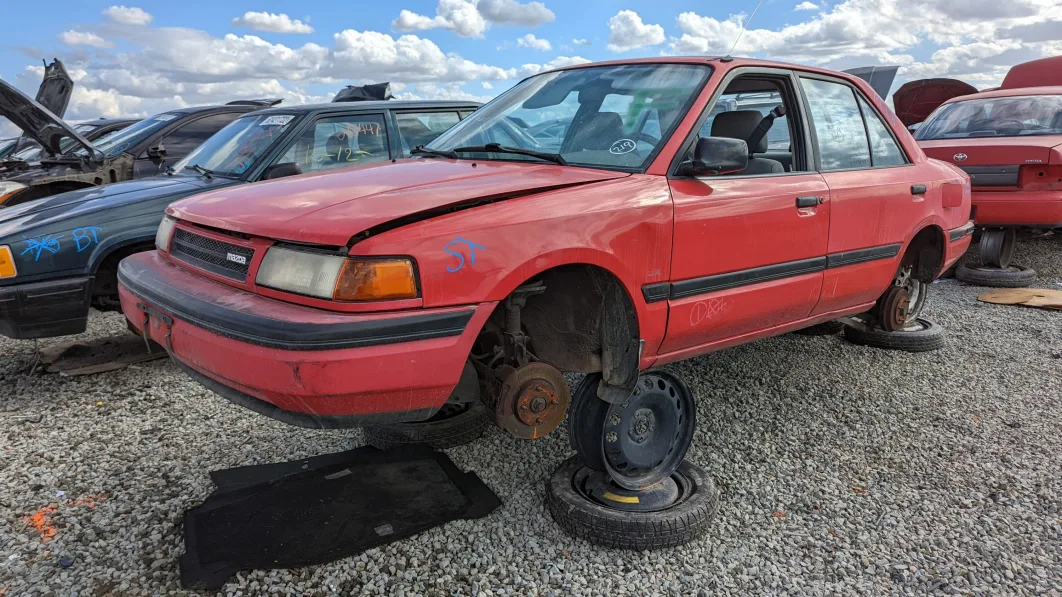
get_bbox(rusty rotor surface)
[880,285,911,332]
[494,362,570,439]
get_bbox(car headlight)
[0,245,17,279]
[0,182,27,206]
[256,246,417,301]
[155,216,177,252]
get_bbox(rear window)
[917,95,1062,140]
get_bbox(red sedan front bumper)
[118,251,494,428]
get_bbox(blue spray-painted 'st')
[444,237,486,273]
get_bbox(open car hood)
[0,62,98,159]
[893,78,979,127]
[170,159,629,246]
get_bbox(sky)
[1,0,1060,136]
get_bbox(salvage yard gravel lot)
[2,235,1061,596]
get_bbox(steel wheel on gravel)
[546,456,718,550]
[978,228,1017,268]
[363,401,490,450]
[568,373,610,472]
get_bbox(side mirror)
[688,137,748,176]
[907,122,923,134]
[147,144,167,165]
[261,162,302,180]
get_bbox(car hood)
[0,175,231,239]
[919,136,1062,168]
[171,159,630,246]
[893,78,979,127]
[0,72,97,159]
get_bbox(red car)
[916,86,1062,286]
[118,58,972,549]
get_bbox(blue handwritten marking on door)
[443,237,486,273]
[72,226,104,252]
[21,234,63,261]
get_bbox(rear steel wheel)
[979,228,1016,268]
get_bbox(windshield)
[428,63,711,171]
[82,112,182,158]
[171,113,299,178]
[917,95,1062,140]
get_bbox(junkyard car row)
[1,52,1058,554]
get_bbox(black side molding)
[825,243,902,269]
[670,257,827,299]
[949,223,975,242]
[911,184,927,195]
[641,283,670,303]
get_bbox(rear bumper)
[0,277,92,340]
[971,190,1062,227]
[118,251,494,429]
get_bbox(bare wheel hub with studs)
[491,362,570,440]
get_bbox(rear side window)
[800,78,871,171]
[395,112,461,156]
[154,113,242,160]
[857,95,906,167]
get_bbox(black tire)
[955,264,1037,288]
[842,318,944,353]
[793,320,845,336]
[363,401,490,450]
[546,456,718,550]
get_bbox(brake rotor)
[879,285,911,332]
[602,371,696,491]
[492,362,570,439]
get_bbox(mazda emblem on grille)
[226,252,248,265]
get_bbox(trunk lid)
[170,159,630,246]
[893,78,979,127]
[919,137,1062,187]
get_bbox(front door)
[658,69,831,356]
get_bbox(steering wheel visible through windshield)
[171,113,300,178]
[427,63,711,171]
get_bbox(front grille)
[170,228,254,281]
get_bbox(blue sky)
[1,0,1059,134]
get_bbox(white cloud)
[572,38,590,46]
[393,0,554,38]
[517,33,552,51]
[607,10,665,52]
[102,5,152,26]
[59,31,113,48]
[482,81,493,89]
[232,12,314,34]
[329,29,514,82]
[395,82,495,103]
[516,55,591,78]
[795,1,820,10]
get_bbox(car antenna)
[724,0,766,60]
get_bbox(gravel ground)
[2,234,1061,596]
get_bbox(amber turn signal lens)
[333,259,417,301]
[0,245,17,279]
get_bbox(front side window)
[88,112,182,158]
[171,113,300,178]
[800,78,871,171]
[857,95,906,167]
[916,95,1062,140]
[700,90,792,151]
[429,64,711,171]
[274,114,390,174]
[153,113,243,160]
[396,111,460,156]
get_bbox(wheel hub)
[491,362,570,439]
[579,468,683,512]
[879,285,911,332]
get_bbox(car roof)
[942,86,1062,105]
[250,99,482,117]
[546,56,871,81]
[83,117,140,127]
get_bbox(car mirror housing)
[689,137,748,176]
[147,144,167,164]
[261,162,303,181]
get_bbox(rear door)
[659,68,831,356]
[796,74,917,315]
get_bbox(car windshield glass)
[82,112,182,157]
[171,113,299,178]
[428,63,711,171]
[917,95,1062,140]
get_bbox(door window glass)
[857,95,906,167]
[275,114,389,173]
[800,78,871,170]
[153,113,243,160]
[700,90,791,151]
[396,112,460,156]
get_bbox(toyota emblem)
[953,153,968,162]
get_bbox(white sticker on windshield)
[609,139,637,155]
[155,114,177,122]
[260,115,294,126]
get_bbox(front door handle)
[796,195,822,208]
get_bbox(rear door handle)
[796,196,822,208]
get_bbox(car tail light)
[1018,165,1062,192]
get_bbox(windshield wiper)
[453,143,567,166]
[410,145,458,159]
[188,164,213,179]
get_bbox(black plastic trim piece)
[670,257,827,299]
[911,184,927,195]
[949,223,975,242]
[960,165,1020,187]
[641,283,670,303]
[825,243,902,269]
[0,277,92,339]
[118,259,473,351]
[174,360,437,429]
